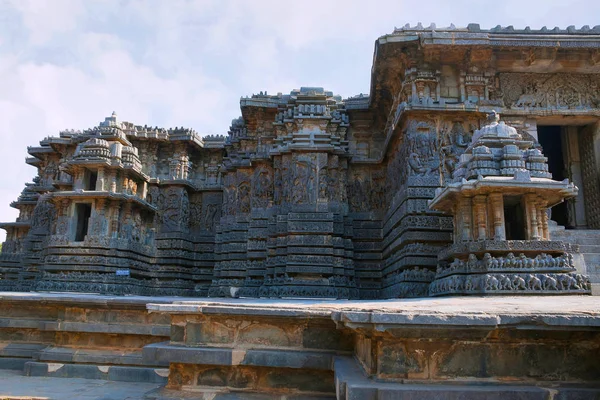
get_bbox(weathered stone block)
[186,321,234,345]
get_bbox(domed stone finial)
[111,111,117,117]
[487,110,500,124]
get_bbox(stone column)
[141,181,148,200]
[473,195,487,241]
[458,198,473,242]
[540,202,550,240]
[74,169,84,190]
[96,167,105,191]
[524,194,540,240]
[91,198,107,237]
[489,193,505,240]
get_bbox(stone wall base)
[0,293,598,399]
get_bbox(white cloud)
[9,0,85,45]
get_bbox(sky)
[0,0,598,242]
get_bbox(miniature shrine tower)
[428,112,591,295]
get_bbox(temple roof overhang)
[51,191,157,212]
[67,159,150,182]
[429,176,578,212]
[367,24,600,132]
[0,221,31,230]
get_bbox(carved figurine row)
[436,252,575,278]
[430,272,590,295]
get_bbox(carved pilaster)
[460,197,472,242]
[96,167,105,191]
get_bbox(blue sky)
[0,0,598,242]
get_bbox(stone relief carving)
[189,193,203,230]
[31,199,56,233]
[202,203,220,232]
[404,121,439,179]
[161,187,189,232]
[499,73,600,110]
[238,179,251,214]
[440,121,470,182]
[349,172,370,212]
[430,272,590,296]
[291,157,316,205]
[251,166,273,209]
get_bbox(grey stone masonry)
[3,24,600,298]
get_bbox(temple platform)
[0,292,599,399]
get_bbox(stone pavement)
[0,369,159,400]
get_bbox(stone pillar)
[92,198,107,237]
[74,169,84,190]
[524,194,540,240]
[541,206,550,240]
[120,203,132,238]
[461,197,473,242]
[489,193,505,240]
[473,195,487,241]
[141,181,148,200]
[96,167,105,191]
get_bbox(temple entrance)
[537,126,569,227]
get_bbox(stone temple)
[0,24,599,399]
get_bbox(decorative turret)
[74,138,111,161]
[428,111,590,296]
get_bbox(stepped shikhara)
[2,24,600,298]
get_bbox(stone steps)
[0,343,46,370]
[143,342,336,371]
[550,229,600,294]
[24,360,168,384]
[334,356,600,400]
[143,341,341,397]
[147,305,353,397]
[145,387,335,400]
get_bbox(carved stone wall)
[499,73,600,111]
[3,30,600,299]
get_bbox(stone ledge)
[144,387,335,399]
[1,292,599,329]
[24,361,168,384]
[0,317,170,336]
[143,342,337,370]
[0,343,46,358]
[37,347,161,367]
[334,356,600,400]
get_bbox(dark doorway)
[83,169,98,191]
[74,203,92,242]
[504,196,526,240]
[537,126,569,227]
